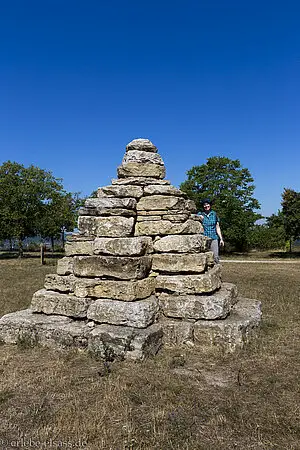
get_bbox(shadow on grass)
[268,250,300,259]
[221,248,300,259]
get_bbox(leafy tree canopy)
[0,161,80,255]
[281,188,300,242]
[180,156,261,251]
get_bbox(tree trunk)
[61,227,66,249]
[18,238,23,258]
[40,243,45,265]
[51,236,54,253]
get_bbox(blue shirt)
[201,210,220,240]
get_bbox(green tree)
[37,192,81,251]
[281,188,300,251]
[248,220,286,250]
[0,161,79,256]
[180,156,261,251]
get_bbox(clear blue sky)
[1,0,299,217]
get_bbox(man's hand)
[220,238,224,247]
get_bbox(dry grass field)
[0,254,299,449]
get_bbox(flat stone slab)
[126,138,158,153]
[117,163,166,179]
[152,253,208,274]
[31,289,94,318]
[143,185,187,197]
[93,236,153,256]
[73,255,152,280]
[0,309,91,349]
[137,195,191,211]
[135,219,202,236]
[87,295,158,328]
[112,177,170,186]
[74,277,155,301]
[193,297,262,352]
[85,197,137,210]
[161,213,190,223]
[159,283,238,320]
[78,216,135,237]
[137,212,190,223]
[0,309,163,360]
[44,274,76,293]
[57,257,74,275]
[160,318,194,346]
[97,185,143,198]
[122,150,164,166]
[80,198,137,216]
[156,265,222,294]
[65,237,94,256]
[88,323,163,360]
[153,234,211,253]
[79,207,136,218]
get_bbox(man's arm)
[216,222,224,246]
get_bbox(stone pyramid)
[0,139,261,360]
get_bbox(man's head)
[202,198,212,212]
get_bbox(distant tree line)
[180,157,300,252]
[0,161,82,257]
[0,158,299,257]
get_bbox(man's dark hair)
[201,198,212,205]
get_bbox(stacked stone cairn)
[0,139,261,360]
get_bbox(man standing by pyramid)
[198,199,224,264]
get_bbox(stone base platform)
[162,298,262,352]
[0,298,261,357]
[0,309,163,361]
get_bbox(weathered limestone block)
[156,265,222,294]
[79,207,136,217]
[44,274,76,293]
[122,150,164,166]
[136,215,162,221]
[117,163,166,179]
[160,318,194,346]
[65,236,94,256]
[85,197,137,210]
[137,210,192,223]
[97,185,143,198]
[144,185,187,197]
[73,255,152,280]
[193,298,262,352]
[161,214,190,223]
[206,251,215,266]
[74,277,155,301]
[87,295,158,328]
[93,236,153,256]
[153,234,211,253]
[78,216,135,237]
[126,138,158,153]
[137,195,192,211]
[135,219,202,236]
[159,283,238,320]
[31,289,93,318]
[0,309,91,349]
[152,253,208,273]
[57,257,74,275]
[88,323,163,361]
[137,210,166,216]
[112,177,170,186]
[79,197,137,217]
